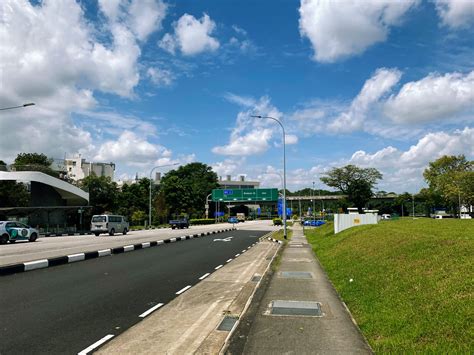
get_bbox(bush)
[273,218,282,226]
[189,218,215,225]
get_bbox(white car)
[0,221,39,244]
[381,214,391,220]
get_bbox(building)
[65,155,115,181]
[218,175,260,189]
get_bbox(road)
[0,220,277,266]
[0,228,270,354]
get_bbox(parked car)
[169,218,189,229]
[0,221,39,244]
[303,220,326,227]
[228,217,239,224]
[91,215,129,236]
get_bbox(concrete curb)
[0,228,236,277]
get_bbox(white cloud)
[147,67,174,86]
[299,0,418,62]
[328,68,402,133]
[285,134,299,145]
[159,13,220,56]
[434,0,474,29]
[384,70,474,124]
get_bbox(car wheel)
[29,233,38,242]
[123,228,127,235]
[94,233,100,236]
[9,239,16,243]
[0,234,8,244]
[109,228,115,236]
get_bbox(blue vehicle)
[228,217,239,224]
[303,220,326,227]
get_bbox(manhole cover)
[280,271,313,279]
[270,300,322,317]
[251,275,261,282]
[217,315,239,331]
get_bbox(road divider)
[0,228,236,277]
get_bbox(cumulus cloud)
[384,70,474,123]
[212,96,285,156]
[434,0,474,29]
[159,13,220,56]
[147,67,174,86]
[328,68,402,133]
[299,0,418,62]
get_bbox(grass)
[271,228,293,241]
[305,218,474,353]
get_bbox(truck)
[169,218,189,229]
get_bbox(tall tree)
[320,165,382,210]
[0,181,29,207]
[423,155,474,209]
[79,174,118,215]
[159,163,219,218]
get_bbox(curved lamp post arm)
[149,163,179,228]
[0,103,35,111]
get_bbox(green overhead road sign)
[212,188,279,202]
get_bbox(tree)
[159,163,219,218]
[423,155,474,210]
[117,178,152,221]
[321,165,382,210]
[131,210,146,225]
[79,174,118,215]
[12,152,56,176]
[0,181,29,207]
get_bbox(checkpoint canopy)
[212,188,279,202]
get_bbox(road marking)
[226,259,232,263]
[78,334,114,355]
[235,253,240,257]
[98,249,111,257]
[170,237,177,243]
[157,240,164,245]
[176,285,192,295]
[199,273,210,280]
[142,242,150,248]
[242,250,246,253]
[24,259,48,271]
[213,237,233,242]
[68,253,85,263]
[123,245,134,252]
[215,264,223,270]
[139,303,164,318]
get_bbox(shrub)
[273,218,282,226]
[189,218,215,225]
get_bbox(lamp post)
[312,181,316,224]
[251,115,287,239]
[260,171,284,222]
[0,102,35,111]
[205,193,212,219]
[149,163,179,228]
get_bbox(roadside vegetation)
[271,228,293,241]
[305,218,473,353]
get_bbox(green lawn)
[271,228,293,241]
[305,218,474,353]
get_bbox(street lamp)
[0,102,35,111]
[260,171,284,222]
[149,163,179,228]
[205,193,212,219]
[312,181,316,225]
[251,115,287,239]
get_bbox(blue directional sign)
[223,190,233,195]
[214,211,225,217]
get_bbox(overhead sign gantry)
[211,188,279,202]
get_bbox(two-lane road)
[0,229,270,354]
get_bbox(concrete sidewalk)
[226,225,372,354]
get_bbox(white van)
[91,215,129,236]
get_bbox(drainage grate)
[217,315,239,331]
[251,274,261,282]
[270,300,322,317]
[280,271,313,279]
[289,244,304,247]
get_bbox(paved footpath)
[226,225,373,354]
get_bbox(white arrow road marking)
[213,236,233,242]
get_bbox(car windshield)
[92,216,106,223]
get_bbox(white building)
[218,175,260,189]
[65,155,115,181]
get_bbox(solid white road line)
[139,303,164,318]
[78,334,114,355]
[226,259,232,263]
[215,264,223,270]
[24,259,48,271]
[176,285,192,295]
[198,273,210,280]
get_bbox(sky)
[1,0,473,193]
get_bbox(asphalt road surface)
[0,229,270,354]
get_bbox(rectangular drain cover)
[270,300,322,317]
[217,315,239,331]
[251,275,261,282]
[280,271,313,279]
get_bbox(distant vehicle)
[0,221,39,244]
[91,215,129,236]
[303,220,326,227]
[228,217,239,224]
[381,214,391,220]
[236,213,245,222]
[169,218,189,229]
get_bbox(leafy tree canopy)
[79,174,118,215]
[13,152,56,176]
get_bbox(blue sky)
[1,0,473,192]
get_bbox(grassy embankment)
[305,218,473,353]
